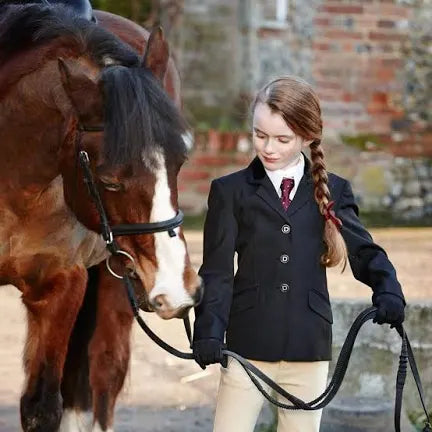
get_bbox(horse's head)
[57,28,202,319]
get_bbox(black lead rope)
[123,274,431,432]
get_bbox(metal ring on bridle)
[106,250,136,280]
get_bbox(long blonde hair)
[253,76,347,268]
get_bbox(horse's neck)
[0,71,63,196]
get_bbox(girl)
[192,76,406,432]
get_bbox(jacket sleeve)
[337,180,405,304]
[193,179,238,342]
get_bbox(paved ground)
[1,228,431,431]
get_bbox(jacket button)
[280,283,290,293]
[280,254,289,264]
[281,224,291,234]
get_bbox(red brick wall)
[312,1,412,134]
[177,131,253,214]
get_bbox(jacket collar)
[246,153,314,221]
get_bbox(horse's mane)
[0,2,187,167]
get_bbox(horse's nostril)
[152,294,167,311]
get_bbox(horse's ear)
[58,58,102,121]
[142,27,169,81]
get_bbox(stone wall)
[179,0,242,127]
[329,299,432,426]
[324,136,432,219]
[256,299,432,430]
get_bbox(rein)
[77,126,430,432]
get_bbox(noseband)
[77,125,184,277]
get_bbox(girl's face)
[252,102,312,171]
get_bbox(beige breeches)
[213,358,329,432]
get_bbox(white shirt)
[264,153,305,199]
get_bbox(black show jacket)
[193,155,405,362]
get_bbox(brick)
[313,42,333,51]
[367,5,409,18]
[315,80,343,90]
[376,68,395,81]
[380,58,403,67]
[342,92,355,102]
[377,20,395,28]
[324,29,363,39]
[195,183,212,194]
[369,31,405,41]
[314,17,331,26]
[319,5,364,14]
[233,154,253,165]
[367,92,391,113]
[178,170,210,181]
[355,15,380,27]
[316,89,345,102]
[220,132,237,151]
[372,92,389,105]
[207,129,223,153]
[193,155,233,166]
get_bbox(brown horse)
[0,2,202,431]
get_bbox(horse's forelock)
[101,65,187,169]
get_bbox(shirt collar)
[264,153,305,197]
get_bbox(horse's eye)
[103,183,122,192]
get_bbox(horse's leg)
[88,265,134,432]
[59,266,100,431]
[20,266,87,432]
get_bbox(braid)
[310,141,330,212]
[310,140,348,269]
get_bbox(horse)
[0,2,203,431]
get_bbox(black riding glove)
[373,293,405,326]
[192,338,228,370]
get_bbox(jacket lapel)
[246,155,314,222]
[287,157,314,216]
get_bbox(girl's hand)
[192,338,228,369]
[373,293,405,327]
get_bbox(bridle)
[76,122,194,332]
[76,124,184,280]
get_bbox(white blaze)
[147,152,191,309]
